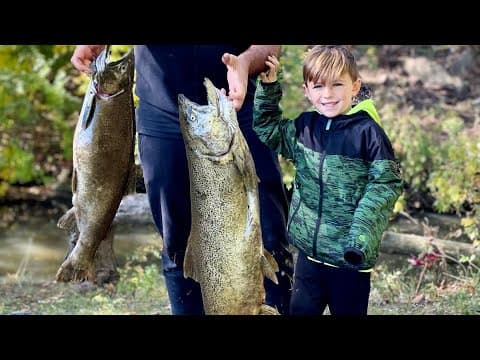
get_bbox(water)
[0,215,161,282]
[0,209,465,282]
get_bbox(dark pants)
[138,127,292,315]
[290,251,371,316]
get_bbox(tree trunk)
[381,231,480,259]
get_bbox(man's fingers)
[222,53,232,66]
[232,99,242,111]
[225,90,241,110]
[222,52,238,69]
[71,56,91,74]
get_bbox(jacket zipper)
[312,150,326,258]
[312,119,330,257]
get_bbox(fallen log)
[381,231,480,259]
[113,194,480,261]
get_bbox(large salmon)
[56,46,135,284]
[179,78,279,315]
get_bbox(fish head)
[179,78,237,157]
[93,46,134,99]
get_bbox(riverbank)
[1,193,479,315]
[1,247,479,315]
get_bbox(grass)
[369,255,480,315]
[1,246,479,315]
[0,242,171,315]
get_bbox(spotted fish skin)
[179,78,279,315]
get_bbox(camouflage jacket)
[253,81,403,270]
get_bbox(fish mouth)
[178,93,205,120]
[96,89,125,100]
[178,90,217,124]
[204,77,233,116]
[178,78,231,119]
[177,93,189,108]
[178,80,235,158]
[204,77,221,111]
[93,46,134,99]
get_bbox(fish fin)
[262,249,279,284]
[57,207,77,231]
[259,304,280,315]
[183,242,199,282]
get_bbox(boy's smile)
[304,72,361,118]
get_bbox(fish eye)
[190,114,196,121]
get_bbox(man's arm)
[222,45,281,111]
[237,45,281,76]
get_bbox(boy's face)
[303,72,361,118]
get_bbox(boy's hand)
[259,55,280,83]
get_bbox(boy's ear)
[352,79,361,97]
[303,83,309,98]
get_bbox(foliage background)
[1,45,479,242]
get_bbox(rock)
[403,56,463,90]
[114,193,153,226]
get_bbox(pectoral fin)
[261,249,279,284]
[57,207,77,232]
[259,304,280,315]
[183,240,199,283]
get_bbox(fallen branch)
[381,231,480,259]
[113,194,480,261]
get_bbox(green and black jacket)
[253,81,403,270]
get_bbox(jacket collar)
[347,99,381,125]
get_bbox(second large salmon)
[179,78,279,315]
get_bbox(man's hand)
[221,46,280,111]
[221,52,249,111]
[259,55,280,84]
[71,45,105,75]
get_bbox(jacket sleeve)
[253,81,296,161]
[345,128,403,267]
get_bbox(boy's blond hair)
[303,45,359,85]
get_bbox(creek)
[0,204,466,282]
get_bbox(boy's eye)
[313,84,323,89]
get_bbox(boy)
[253,45,403,315]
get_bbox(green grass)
[0,263,170,315]
[0,243,171,315]
[369,256,480,315]
[1,245,479,315]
